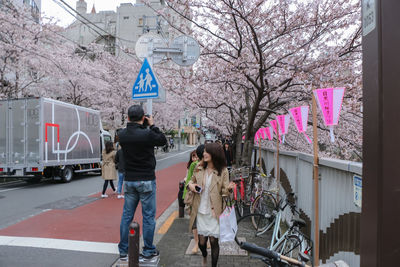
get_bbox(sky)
[41,0,136,27]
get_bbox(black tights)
[198,235,219,267]
[102,180,115,194]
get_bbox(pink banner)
[269,120,281,142]
[314,88,345,142]
[270,120,278,135]
[263,127,272,140]
[314,88,345,126]
[289,106,311,144]
[277,114,290,135]
[290,106,305,132]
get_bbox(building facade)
[63,0,182,58]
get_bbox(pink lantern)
[313,88,345,142]
[276,114,291,143]
[289,106,311,144]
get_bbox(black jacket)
[118,122,167,181]
[115,148,125,173]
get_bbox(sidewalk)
[156,216,265,267]
[112,203,265,267]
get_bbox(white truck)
[0,98,111,183]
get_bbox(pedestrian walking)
[188,143,235,267]
[117,105,167,262]
[223,143,233,168]
[183,147,201,254]
[101,141,117,198]
[115,137,125,199]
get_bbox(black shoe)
[139,249,159,260]
[119,255,128,261]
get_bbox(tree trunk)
[234,130,242,167]
[241,137,254,167]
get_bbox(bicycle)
[250,173,280,229]
[229,166,251,217]
[230,165,270,217]
[235,193,312,263]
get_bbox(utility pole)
[361,0,400,266]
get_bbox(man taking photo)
[118,105,167,262]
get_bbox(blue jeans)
[117,171,124,194]
[118,180,157,257]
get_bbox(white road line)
[0,185,31,193]
[156,149,191,162]
[0,236,118,254]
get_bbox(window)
[123,16,129,20]
[138,18,143,26]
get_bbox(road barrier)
[128,222,140,267]
[178,180,185,218]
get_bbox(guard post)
[128,222,140,267]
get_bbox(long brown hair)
[105,141,114,154]
[204,143,227,176]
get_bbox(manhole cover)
[36,196,98,210]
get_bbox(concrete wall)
[255,148,362,266]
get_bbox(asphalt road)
[0,145,193,267]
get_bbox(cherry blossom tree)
[152,0,362,163]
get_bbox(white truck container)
[0,98,111,182]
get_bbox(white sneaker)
[101,194,108,198]
[117,195,124,199]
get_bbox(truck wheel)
[61,166,74,183]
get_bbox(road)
[0,146,194,267]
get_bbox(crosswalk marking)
[0,236,118,254]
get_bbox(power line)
[53,0,138,59]
[56,0,138,44]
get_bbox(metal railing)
[254,148,362,266]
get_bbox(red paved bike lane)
[0,162,187,243]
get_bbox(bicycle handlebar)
[240,242,279,260]
[239,241,310,267]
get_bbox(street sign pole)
[147,56,153,115]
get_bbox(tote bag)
[219,205,237,243]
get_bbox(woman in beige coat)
[101,141,117,198]
[188,143,235,267]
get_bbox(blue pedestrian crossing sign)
[132,58,160,100]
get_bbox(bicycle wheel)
[250,193,276,229]
[235,213,271,247]
[276,234,302,260]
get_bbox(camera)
[143,114,150,127]
[195,185,202,193]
